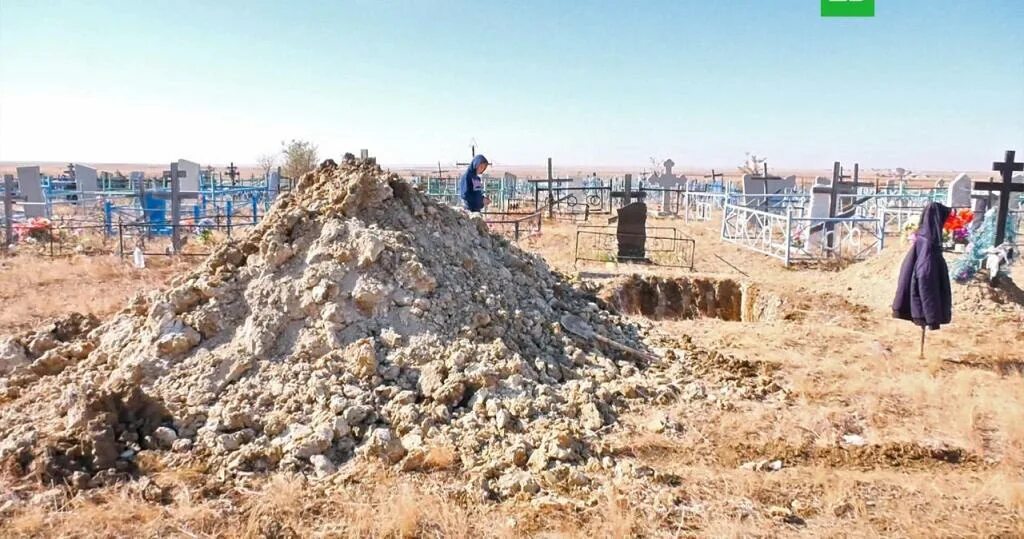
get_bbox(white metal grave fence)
[721,203,884,266]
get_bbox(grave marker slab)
[178,159,202,191]
[616,202,647,261]
[73,164,98,203]
[946,173,972,208]
[16,166,45,218]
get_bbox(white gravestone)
[73,164,98,203]
[946,173,971,208]
[178,159,202,192]
[16,166,45,218]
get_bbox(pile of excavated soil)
[0,159,699,499]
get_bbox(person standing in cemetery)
[459,154,490,212]
[892,202,953,330]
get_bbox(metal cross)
[974,150,1024,245]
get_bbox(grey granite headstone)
[178,159,201,191]
[16,166,45,218]
[73,163,98,203]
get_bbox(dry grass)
[2,215,1024,537]
[0,253,190,334]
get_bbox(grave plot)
[2,160,283,258]
[530,158,611,221]
[722,161,886,265]
[573,198,696,269]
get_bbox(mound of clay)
[0,159,686,499]
[953,275,1024,315]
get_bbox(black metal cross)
[148,162,201,253]
[528,157,572,217]
[225,162,240,186]
[974,150,1024,245]
[828,162,869,218]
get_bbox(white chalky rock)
[0,338,28,375]
[309,454,337,478]
[364,428,406,464]
[153,427,178,448]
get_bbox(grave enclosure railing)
[573,225,696,270]
[5,215,261,259]
[721,203,884,266]
[483,210,544,242]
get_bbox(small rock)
[841,434,867,446]
[152,426,178,448]
[309,454,337,478]
[365,428,406,464]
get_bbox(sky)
[1,0,1022,171]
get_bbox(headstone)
[616,202,647,261]
[268,170,281,195]
[805,178,833,249]
[946,173,971,208]
[73,164,98,203]
[16,166,45,218]
[742,174,764,207]
[742,173,796,210]
[177,159,202,191]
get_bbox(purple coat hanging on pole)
[892,202,953,330]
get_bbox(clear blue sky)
[1,0,1022,170]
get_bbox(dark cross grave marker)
[816,161,870,252]
[974,150,1024,246]
[828,162,869,219]
[616,201,648,262]
[149,162,202,253]
[225,162,240,186]
[611,174,647,207]
[528,158,573,217]
[703,169,725,194]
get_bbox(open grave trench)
[593,274,785,323]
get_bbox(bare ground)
[1,215,1022,537]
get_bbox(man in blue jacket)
[459,154,490,212]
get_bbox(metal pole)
[118,217,124,258]
[2,174,13,251]
[784,210,793,267]
[226,200,233,237]
[170,163,181,254]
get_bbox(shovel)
[560,314,658,362]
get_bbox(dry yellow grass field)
[1,213,1022,537]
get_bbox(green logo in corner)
[822,0,874,17]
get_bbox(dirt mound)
[0,312,99,383]
[954,276,1024,315]
[0,159,696,499]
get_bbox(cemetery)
[0,151,1022,537]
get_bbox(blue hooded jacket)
[459,154,489,212]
